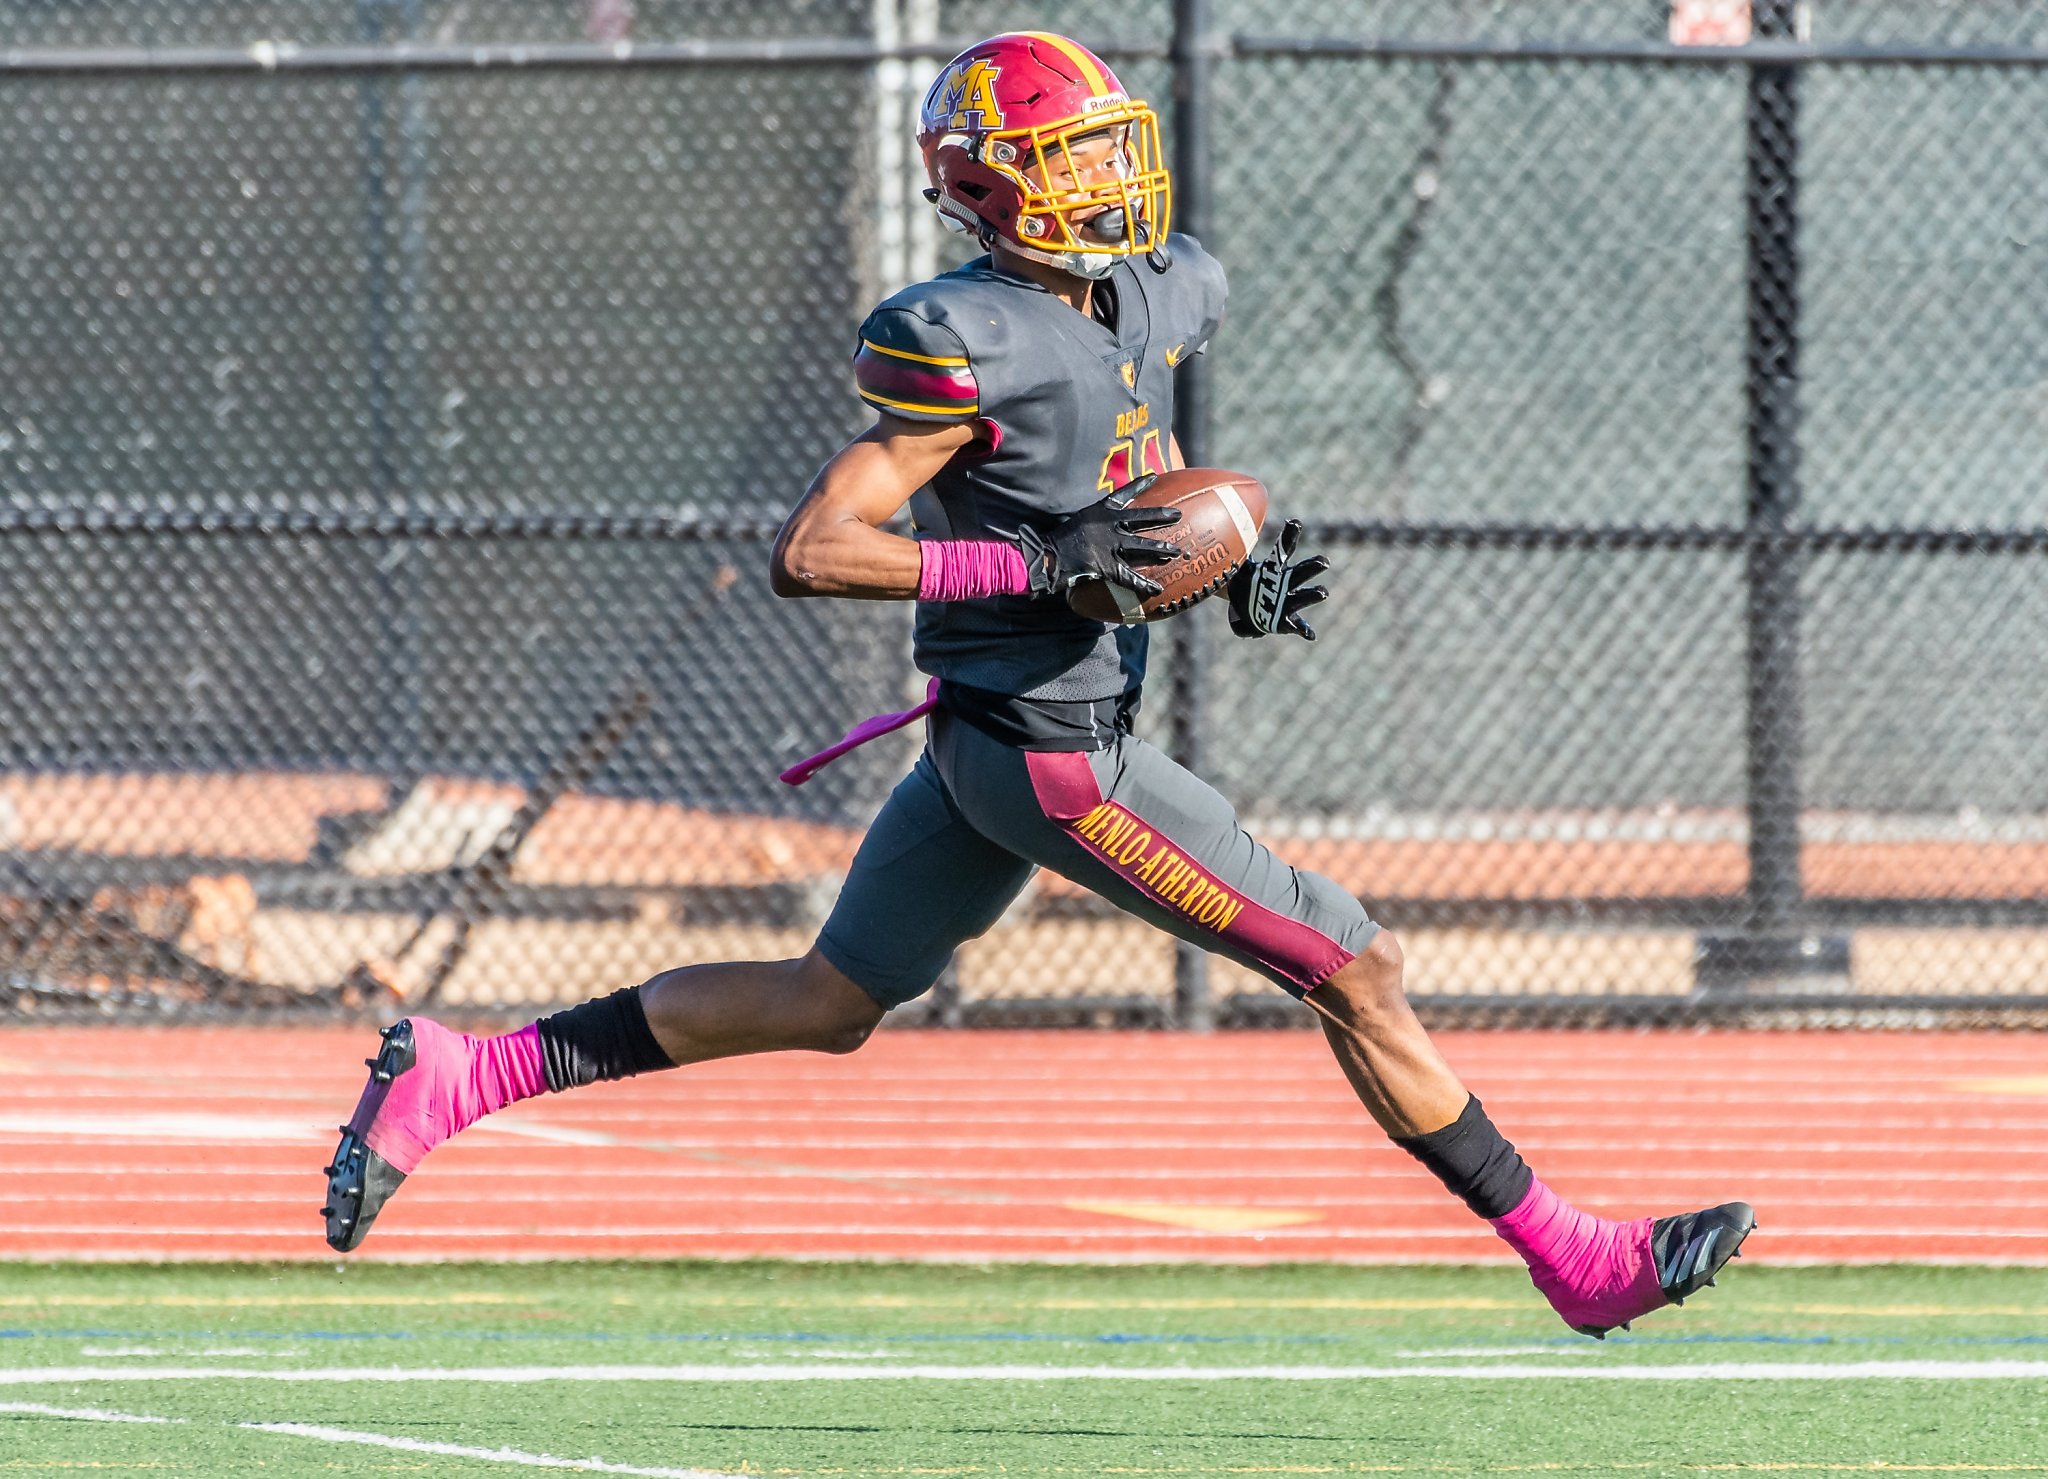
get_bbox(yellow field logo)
[1120,361,1137,391]
[932,59,1003,130]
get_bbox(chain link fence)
[2,0,2044,1026]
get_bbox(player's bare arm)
[769,415,980,600]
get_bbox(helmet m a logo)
[933,59,1003,131]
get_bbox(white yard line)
[0,1399,183,1422]
[1393,1346,1605,1358]
[3,1360,2048,1383]
[242,1421,747,1477]
[0,1397,742,1476]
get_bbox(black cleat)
[321,1021,417,1253]
[1649,1201,1756,1307]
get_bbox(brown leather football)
[1066,468,1269,625]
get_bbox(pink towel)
[779,677,941,786]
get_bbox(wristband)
[916,539,1033,602]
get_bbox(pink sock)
[364,1020,550,1175]
[474,1022,549,1112]
[1489,1177,1662,1330]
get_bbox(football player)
[324,31,1751,1336]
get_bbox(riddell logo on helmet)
[932,59,1004,130]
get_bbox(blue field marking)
[0,1326,1350,1348]
[13,1326,2048,1359]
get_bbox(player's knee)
[788,952,885,1054]
[1320,928,1407,1022]
[811,1008,881,1055]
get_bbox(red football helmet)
[918,32,1172,279]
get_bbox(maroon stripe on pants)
[1023,751,1354,993]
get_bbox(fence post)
[1704,0,1829,990]
[355,0,432,785]
[1167,0,1215,1029]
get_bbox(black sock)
[1394,1095,1534,1220]
[533,987,675,1092]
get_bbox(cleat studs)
[372,1070,392,1084]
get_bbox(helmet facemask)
[955,104,1172,280]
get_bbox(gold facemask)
[982,103,1173,263]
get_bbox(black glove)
[1228,518,1330,640]
[1014,475,1184,600]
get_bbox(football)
[1066,468,1268,624]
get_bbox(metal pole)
[354,0,432,785]
[1734,0,1809,980]
[390,0,432,787]
[1168,0,1215,1029]
[354,0,407,780]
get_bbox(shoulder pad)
[854,298,981,423]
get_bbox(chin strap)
[1133,213,1172,272]
[966,214,1164,279]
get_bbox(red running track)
[0,1027,2043,1264]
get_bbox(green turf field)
[4,1261,2046,1476]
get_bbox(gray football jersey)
[852,233,1228,702]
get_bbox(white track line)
[242,1421,746,1477]
[0,1400,183,1423]
[15,1154,2035,1176]
[7,1361,2048,1383]
[7,1223,2045,1244]
[31,1251,2048,1269]
[32,1179,2048,1204]
[17,1121,2043,1155]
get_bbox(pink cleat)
[320,1018,544,1252]
[1492,1182,1756,1339]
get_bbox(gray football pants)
[817,710,1378,1009]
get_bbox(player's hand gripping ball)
[1016,477,1184,604]
[1059,468,1269,625]
[1227,518,1330,641]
